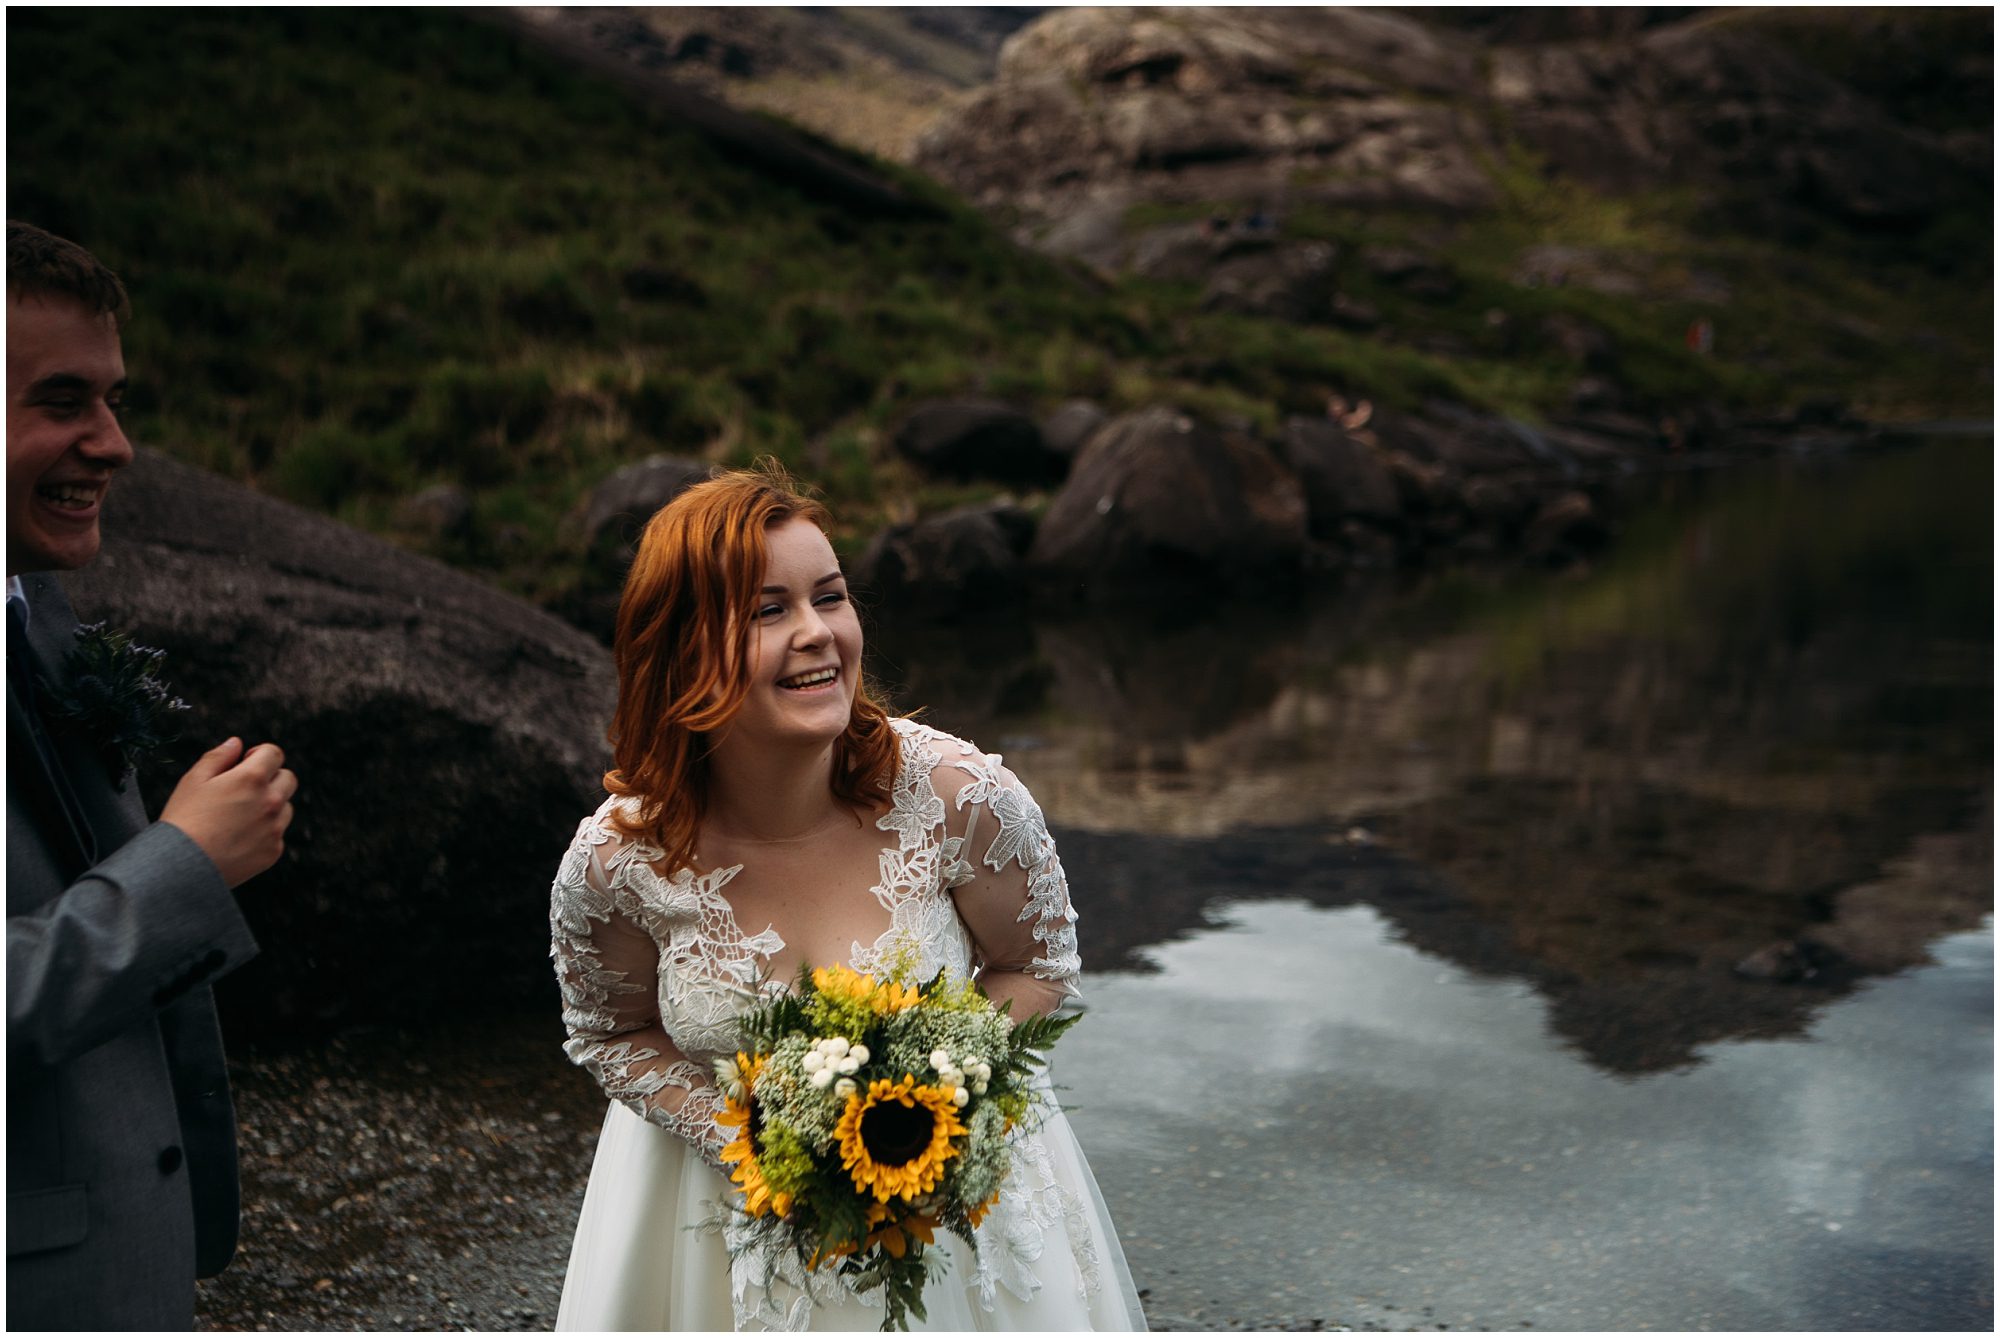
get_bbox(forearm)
[8,821,257,1065]
[563,1021,730,1170]
[977,966,1078,1022]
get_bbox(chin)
[14,534,100,573]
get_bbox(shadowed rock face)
[558,453,714,643]
[1028,406,1309,599]
[1492,22,1978,225]
[62,450,614,1038]
[916,7,1986,264]
[915,7,1501,236]
[892,398,1066,485]
[853,502,1035,622]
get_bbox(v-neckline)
[618,717,967,993]
[669,823,907,992]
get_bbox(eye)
[755,602,784,620]
[814,590,847,608]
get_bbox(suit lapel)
[10,574,124,870]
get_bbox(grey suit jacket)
[6,572,259,1331]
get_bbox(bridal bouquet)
[713,962,1078,1330]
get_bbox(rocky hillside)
[916,7,1988,243]
[516,7,1041,161]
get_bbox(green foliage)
[742,969,818,1053]
[1005,1009,1082,1055]
[804,990,879,1046]
[8,7,1984,613]
[272,422,410,511]
[910,972,995,1015]
[754,1124,818,1202]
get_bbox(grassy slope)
[7,9,1986,607]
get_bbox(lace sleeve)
[941,750,1083,1020]
[549,812,729,1171]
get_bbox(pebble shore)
[195,1014,602,1332]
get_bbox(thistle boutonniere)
[42,621,191,781]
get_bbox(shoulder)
[570,793,637,847]
[555,796,660,888]
[892,717,999,783]
[887,717,1028,812]
[890,716,987,769]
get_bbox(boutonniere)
[42,621,191,780]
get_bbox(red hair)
[604,462,900,873]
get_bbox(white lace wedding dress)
[549,718,1147,1331]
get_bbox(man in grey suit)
[7,221,299,1329]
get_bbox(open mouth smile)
[35,481,106,516]
[777,667,840,691]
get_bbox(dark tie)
[8,594,99,865]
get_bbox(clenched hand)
[159,737,298,889]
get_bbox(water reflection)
[872,440,1992,1074]
[1058,900,1992,1331]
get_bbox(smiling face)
[6,294,133,575]
[721,516,862,754]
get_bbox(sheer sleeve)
[549,812,729,1171]
[936,748,1083,1021]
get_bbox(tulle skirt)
[556,1097,1147,1331]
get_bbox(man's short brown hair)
[7,220,129,323]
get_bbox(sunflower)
[717,1052,792,1218]
[864,1201,936,1260]
[835,1075,966,1203]
[807,1201,936,1268]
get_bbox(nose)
[78,401,133,470]
[792,603,831,650]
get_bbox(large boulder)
[1373,405,1557,477]
[580,453,713,560]
[1027,406,1308,597]
[1277,417,1402,535]
[892,399,1067,485]
[915,8,1498,238]
[1040,399,1111,462]
[62,450,616,1038]
[562,453,713,643]
[852,503,1035,620]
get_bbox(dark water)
[877,437,1993,1077]
[198,439,1992,1331]
[882,436,1994,1330]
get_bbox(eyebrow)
[28,373,127,396]
[760,571,844,595]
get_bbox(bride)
[549,464,1147,1331]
